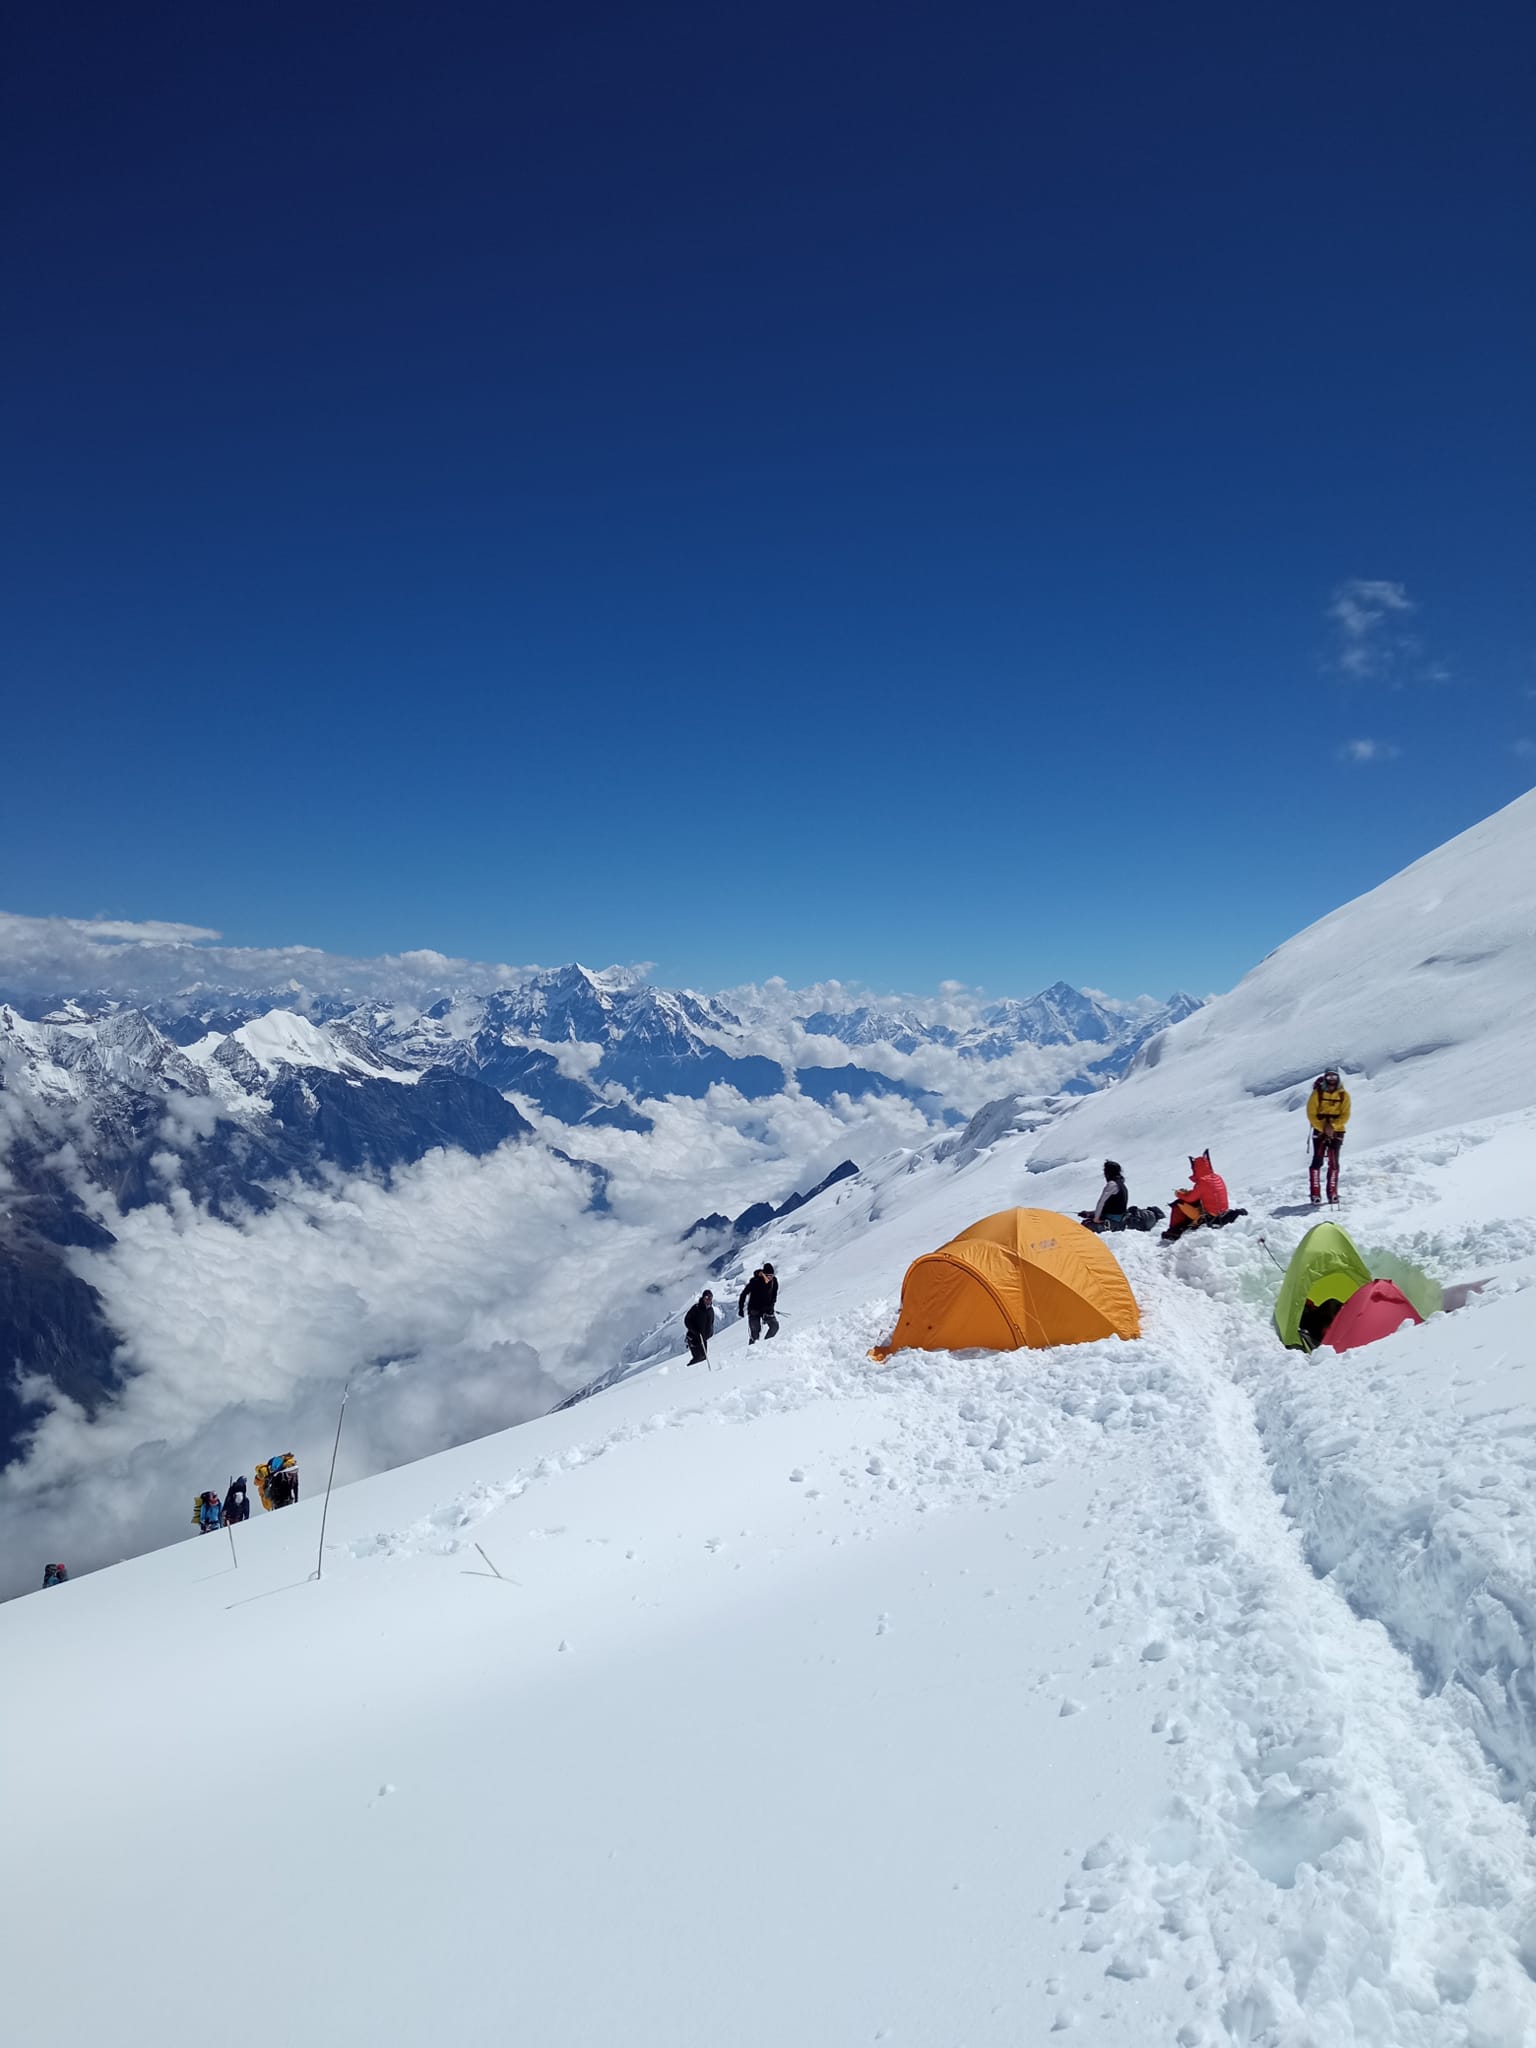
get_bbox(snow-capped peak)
[223,1009,413,1083]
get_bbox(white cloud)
[1337,738,1401,764]
[0,1057,964,1596]
[1512,738,1536,760]
[74,919,224,945]
[1325,578,1445,686]
[1328,577,1413,644]
[0,910,558,1003]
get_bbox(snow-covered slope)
[1026,787,1536,1201]
[6,796,1536,2045]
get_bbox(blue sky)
[3,0,1532,999]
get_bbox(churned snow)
[4,790,1536,2044]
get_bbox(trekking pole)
[312,1381,350,1583]
[226,1476,238,1569]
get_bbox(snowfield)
[4,791,1536,2045]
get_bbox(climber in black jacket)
[684,1289,715,1366]
[738,1263,779,1344]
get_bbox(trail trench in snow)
[342,1216,1536,2047]
[803,1253,1536,2045]
[1057,1266,1536,2046]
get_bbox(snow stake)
[312,1381,350,1583]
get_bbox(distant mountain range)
[800,981,1204,1072]
[0,964,1201,1469]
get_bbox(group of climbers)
[683,1263,780,1367]
[1077,1069,1350,1249]
[1079,1151,1245,1243]
[189,1461,296,1537]
[44,1457,301,1592]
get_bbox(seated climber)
[1079,1161,1129,1231]
[1161,1151,1234,1243]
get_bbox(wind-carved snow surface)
[4,790,1536,2044]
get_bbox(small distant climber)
[1161,1151,1245,1242]
[42,1562,68,1589]
[684,1289,715,1366]
[267,1455,299,1510]
[738,1263,780,1343]
[192,1490,224,1534]
[1307,1066,1351,1207]
[1079,1161,1128,1231]
[222,1477,250,1526]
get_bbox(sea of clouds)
[0,912,1159,1594]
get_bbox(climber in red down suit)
[1161,1151,1232,1243]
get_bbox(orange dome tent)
[870,1207,1140,1361]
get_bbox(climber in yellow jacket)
[1306,1067,1351,1207]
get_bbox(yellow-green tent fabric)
[1359,1248,1444,1322]
[1274,1222,1372,1349]
[870,1208,1140,1360]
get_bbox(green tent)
[1359,1248,1444,1322]
[1274,1222,1373,1349]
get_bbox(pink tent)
[1321,1278,1423,1353]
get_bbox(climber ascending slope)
[255,1455,299,1511]
[684,1289,715,1367]
[1307,1066,1351,1207]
